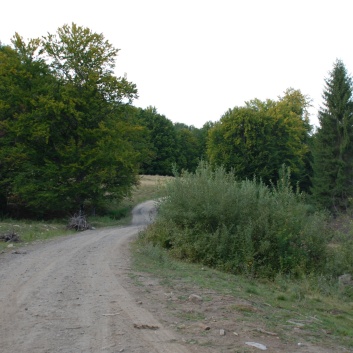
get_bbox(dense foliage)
[1,23,353,292]
[0,24,143,217]
[134,107,209,175]
[134,106,177,175]
[174,123,202,173]
[207,89,312,190]
[143,162,331,278]
[311,60,353,212]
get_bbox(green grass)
[0,219,73,251]
[177,310,206,322]
[131,240,353,351]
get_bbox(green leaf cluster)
[207,89,312,190]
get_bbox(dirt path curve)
[0,201,191,353]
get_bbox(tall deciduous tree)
[0,24,142,216]
[311,60,353,212]
[207,89,312,188]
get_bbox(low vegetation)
[142,163,349,279]
[130,167,353,350]
[131,242,353,351]
[0,220,72,251]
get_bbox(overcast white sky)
[2,0,352,128]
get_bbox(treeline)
[1,23,352,218]
[132,106,210,176]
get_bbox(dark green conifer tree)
[311,60,353,212]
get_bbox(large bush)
[143,162,331,278]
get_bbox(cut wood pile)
[67,212,91,231]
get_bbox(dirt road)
[0,201,192,353]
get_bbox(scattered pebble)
[188,294,203,303]
[245,342,267,350]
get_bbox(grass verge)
[131,240,353,351]
[0,220,73,252]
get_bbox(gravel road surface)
[0,200,191,353]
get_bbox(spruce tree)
[311,60,353,212]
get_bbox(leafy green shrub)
[142,162,331,278]
[326,233,353,278]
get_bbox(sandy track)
[0,201,191,353]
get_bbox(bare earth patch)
[123,269,348,353]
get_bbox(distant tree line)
[1,23,352,217]
[131,106,210,176]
